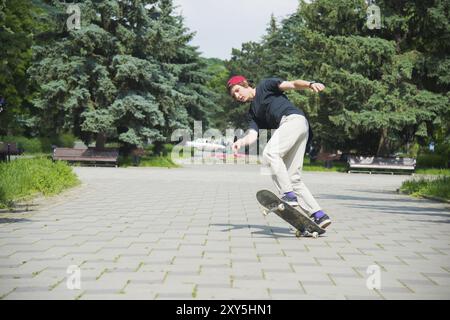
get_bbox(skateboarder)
[228,75,331,229]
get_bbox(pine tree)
[227,0,449,156]
[28,0,217,152]
[0,0,43,135]
[202,57,228,130]
[146,0,217,153]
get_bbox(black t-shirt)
[247,78,305,131]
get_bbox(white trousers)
[262,114,321,214]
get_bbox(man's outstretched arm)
[232,129,258,154]
[279,80,325,93]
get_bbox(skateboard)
[256,189,325,238]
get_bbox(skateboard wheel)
[262,208,269,216]
[277,203,285,211]
[295,230,302,238]
[312,232,319,238]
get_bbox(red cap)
[227,75,247,89]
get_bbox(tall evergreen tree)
[28,0,217,151]
[202,57,228,130]
[227,0,449,156]
[0,0,44,135]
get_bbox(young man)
[228,75,331,229]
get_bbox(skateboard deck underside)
[256,190,325,237]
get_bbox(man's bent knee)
[262,148,277,164]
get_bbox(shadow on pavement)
[211,223,296,238]
[0,208,35,214]
[347,203,449,218]
[0,218,32,224]
[317,192,431,204]
[318,192,449,223]
[0,203,38,215]
[403,219,450,224]
[0,203,35,224]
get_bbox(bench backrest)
[53,147,119,162]
[348,156,416,168]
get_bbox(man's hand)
[231,130,257,155]
[309,82,325,93]
[232,140,243,154]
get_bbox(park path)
[0,164,449,299]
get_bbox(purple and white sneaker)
[281,191,298,206]
[311,210,332,229]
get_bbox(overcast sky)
[173,0,300,60]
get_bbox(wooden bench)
[52,147,119,167]
[347,155,416,174]
[0,142,23,162]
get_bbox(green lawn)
[414,168,450,176]
[302,158,347,172]
[0,157,80,208]
[303,163,346,172]
[119,155,180,168]
[400,176,450,201]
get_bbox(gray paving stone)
[1,166,449,299]
[195,287,270,299]
[78,292,127,300]
[200,258,231,266]
[235,279,302,291]
[0,285,17,299]
[3,289,82,300]
[344,294,383,300]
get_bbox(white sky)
[173,0,301,60]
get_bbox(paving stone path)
[1,165,449,299]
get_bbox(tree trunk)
[153,141,164,156]
[95,132,106,150]
[376,128,389,156]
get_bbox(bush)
[0,157,80,208]
[58,133,76,148]
[53,133,76,148]
[143,143,174,156]
[417,153,448,168]
[140,155,178,167]
[0,135,42,153]
[118,154,179,168]
[164,144,174,154]
[0,133,76,154]
[39,137,53,153]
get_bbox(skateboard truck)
[295,229,319,239]
[261,202,285,215]
[260,202,286,216]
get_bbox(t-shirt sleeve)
[263,78,284,93]
[248,114,259,132]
